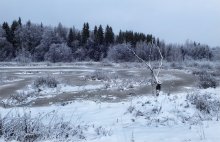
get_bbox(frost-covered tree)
[135,42,152,61]
[14,48,32,63]
[73,47,87,61]
[0,38,14,61]
[44,43,72,62]
[107,43,135,62]
[15,22,43,53]
[2,22,12,43]
[85,39,102,61]
[54,23,68,42]
[34,27,62,61]
[10,20,20,47]
[0,26,5,37]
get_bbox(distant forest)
[0,18,213,63]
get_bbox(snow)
[0,62,219,141]
[39,84,105,95]
[2,83,106,105]
[1,88,220,142]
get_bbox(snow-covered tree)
[44,43,72,62]
[54,23,68,42]
[34,27,62,61]
[135,42,152,61]
[14,48,32,63]
[107,43,135,62]
[0,38,14,61]
[0,26,6,37]
[15,22,43,53]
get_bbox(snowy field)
[0,62,219,142]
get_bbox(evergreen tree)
[82,22,90,44]
[76,32,81,43]
[11,20,20,47]
[104,25,114,45]
[116,30,124,43]
[27,20,31,27]
[94,26,98,45]
[67,28,74,47]
[94,26,98,36]
[18,17,22,26]
[55,23,68,41]
[2,22,12,43]
[146,34,153,44]
[97,25,104,45]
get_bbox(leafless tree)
[127,43,163,96]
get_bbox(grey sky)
[0,0,220,46]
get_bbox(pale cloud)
[0,0,219,46]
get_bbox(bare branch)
[156,45,163,79]
[126,44,163,84]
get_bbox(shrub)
[192,70,218,89]
[85,70,118,81]
[34,76,59,88]
[107,44,135,62]
[170,62,183,69]
[44,43,72,63]
[187,92,220,114]
[1,111,111,141]
[198,72,218,89]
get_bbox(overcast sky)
[0,0,219,46]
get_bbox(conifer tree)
[11,20,20,47]
[104,25,114,45]
[82,22,90,44]
[94,26,98,45]
[116,30,124,44]
[18,17,22,26]
[97,25,104,45]
[2,22,12,43]
[67,28,74,47]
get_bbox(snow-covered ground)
[0,62,219,141]
[1,87,220,142]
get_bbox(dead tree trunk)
[128,44,163,96]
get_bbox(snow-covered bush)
[2,112,42,142]
[192,70,218,89]
[9,91,31,104]
[44,43,72,63]
[95,126,112,136]
[0,111,112,141]
[85,70,109,81]
[6,90,36,105]
[187,92,220,114]
[107,44,135,62]
[34,76,59,88]
[85,70,118,81]
[192,69,207,76]
[14,48,32,63]
[170,62,183,69]
[198,71,217,89]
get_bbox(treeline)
[0,18,213,62]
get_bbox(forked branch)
[127,44,163,84]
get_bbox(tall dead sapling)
[127,44,163,96]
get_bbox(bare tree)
[128,43,163,96]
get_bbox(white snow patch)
[1,89,220,142]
